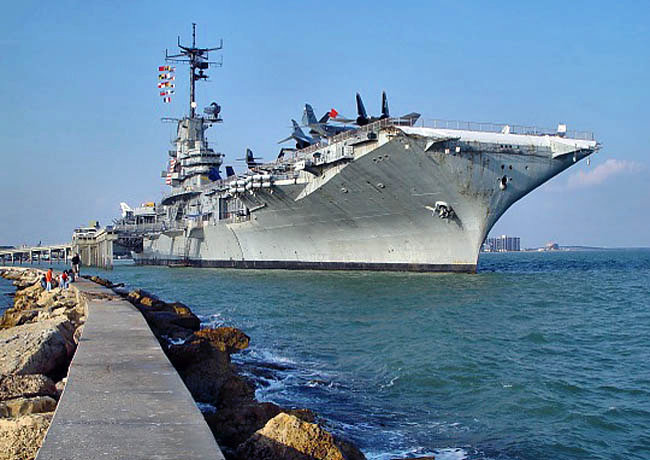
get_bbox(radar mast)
[165,23,223,118]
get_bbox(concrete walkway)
[36,279,224,460]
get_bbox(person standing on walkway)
[60,271,69,290]
[71,253,81,278]
[45,268,53,292]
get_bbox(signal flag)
[163,97,172,103]
[158,65,175,72]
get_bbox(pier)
[35,277,224,459]
[0,228,118,270]
[0,245,72,265]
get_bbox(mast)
[165,23,223,119]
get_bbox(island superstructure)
[118,25,599,272]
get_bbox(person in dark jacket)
[71,254,81,278]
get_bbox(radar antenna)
[165,23,223,118]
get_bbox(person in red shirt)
[60,271,69,290]
[45,268,53,292]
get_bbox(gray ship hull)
[136,126,595,272]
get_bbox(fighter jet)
[236,148,264,169]
[356,91,390,126]
[278,120,318,149]
[302,104,355,138]
[334,91,421,127]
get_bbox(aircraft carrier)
[121,25,599,273]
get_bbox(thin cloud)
[566,158,643,189]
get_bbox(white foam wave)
[365,447,468,460]
[198,313,225,329]
[195,402,216,415]
[245,347,298,366]
[163,336,187,345]
[380,372,401,390]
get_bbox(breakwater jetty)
[1,267,369,460]
[35,278,223,459]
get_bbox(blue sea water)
[0,276,15,314]
[8,249,650,459]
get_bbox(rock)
[89,276,113,287]
[235,412,366,460]
[217,374,256,406]
[0,374,57,400]
[0,413,52,460]
[12,273,41,290]
[206,401,282,449]
[0,308,39,329]
[0,317,75,376]
[55,378,67,397]
[35,289,62,309]
[73,325,84,344]
[166,338,232,403]
[127,289,144,303]
[285,408,317,424]
[139,295,166,309]
[0,396,57,417]
[168,302,192,316]
[143,310,200,334]
[195,327,250,353]
[12,283,43,310]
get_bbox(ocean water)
[9,249,650,459]
[0,276,13,314]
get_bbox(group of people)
[40,253,82,292]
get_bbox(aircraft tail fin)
[291,119,305,136]
[225,166,236,177]
[381,91,390,119]
[119,202,132,218]
[356,93,368,120]
[302,104,318,126]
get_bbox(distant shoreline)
[482,246,650,253]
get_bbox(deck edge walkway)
[35,278,224,460]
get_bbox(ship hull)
[136,130,591,273]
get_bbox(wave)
[365,447,468,460]
[198,313,225,329]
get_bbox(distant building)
[482,235,521,252]
[545,242,560,251]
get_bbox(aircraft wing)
[278,135,294,144]
[331,116,355,123]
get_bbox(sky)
[0,0,648,248]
